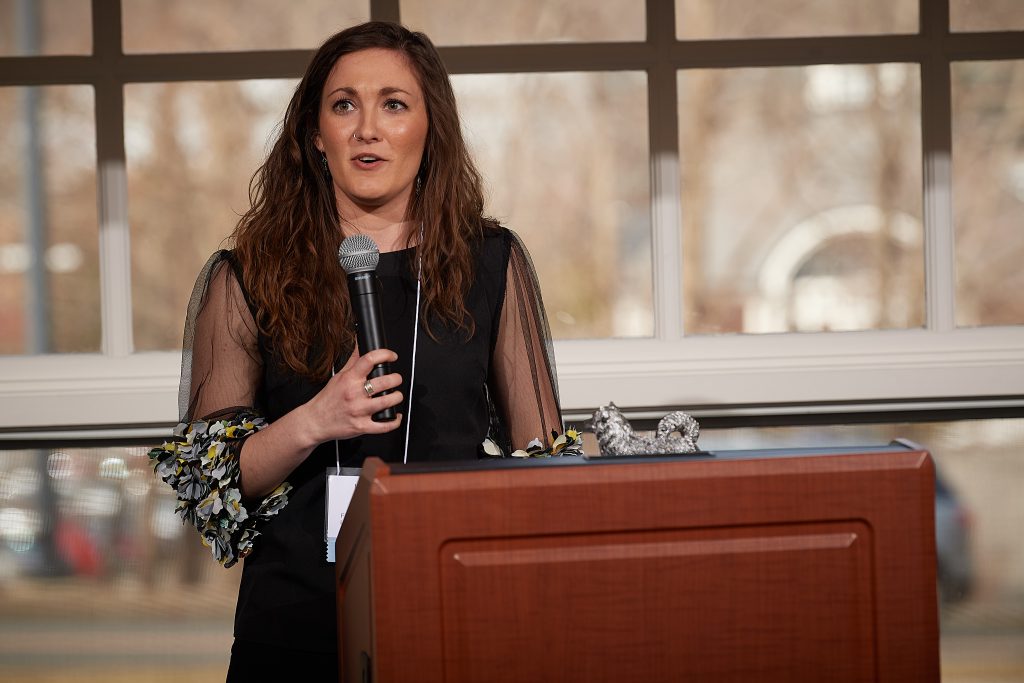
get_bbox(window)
[121,0,368,52]
[951,0,1024,32]
[951,59,1024,327]
[1,1,1023,431]
[0,85,99,354]
[402,0,644,44]
[678,64,924,334]
[124,79,298,350]
[0,1,92,56]
[675,0,918,39]
[453,71,653,339]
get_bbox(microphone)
[338,234,396,422]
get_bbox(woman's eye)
[333,99,354,112]
[384,99,407,111]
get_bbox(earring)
[415,175,423,195]
[320,152,329,174]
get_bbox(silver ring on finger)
[363,379,375,398]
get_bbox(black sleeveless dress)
[230,229,512,654]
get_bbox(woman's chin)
[340,190,412,215]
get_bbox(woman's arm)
[152,253,405,566]
[491,232,563,449]
[182,254,405,498]
[181,254,262,423]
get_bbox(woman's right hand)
[238,348,404,498]
[303,348,404,444]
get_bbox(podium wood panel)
[336,448,939,682]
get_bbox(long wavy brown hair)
[232,21,489,380]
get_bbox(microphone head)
[338,234,380,274]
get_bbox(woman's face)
[315,48,429,221]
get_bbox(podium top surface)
[386,441,923,475]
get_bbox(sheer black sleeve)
[179,251,262,422]
[491,231,564,449]
[149,251,291,568]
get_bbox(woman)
[150,21,562,680]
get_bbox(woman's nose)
[353,113,380,142]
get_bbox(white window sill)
[1,326,1021,431]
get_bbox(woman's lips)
[352,154,384,168]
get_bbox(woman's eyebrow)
[326,86,413,98]
[326,86,358,98]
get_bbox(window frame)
[1,0,1022,432]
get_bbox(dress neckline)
[379,244,417,258]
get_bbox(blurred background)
[1,1,1022,681]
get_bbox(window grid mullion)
[919,0,957,332]
[369,0,400,23]
[94,0,133,356]
[647,0,684,340]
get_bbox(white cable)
[331,365,340,475]
[402,237,424,465]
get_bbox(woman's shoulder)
[207,248,248,283]
[188,249,232,294]
[195,248,236,275]
[480,222,537,263]
[480,218,510,239]
[477,220,514,265]
[191,249,257,317]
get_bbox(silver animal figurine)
[591,403,700,456]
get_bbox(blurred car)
[934,467,973,604]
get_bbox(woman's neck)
[338,214,417,253]
[336,191,419,252]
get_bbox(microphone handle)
[347,272,396,422]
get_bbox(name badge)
[325,467,361,563]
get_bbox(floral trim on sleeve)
[482,428,585,459]
[148,411,291,568]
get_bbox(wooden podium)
[335,444,939,682]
